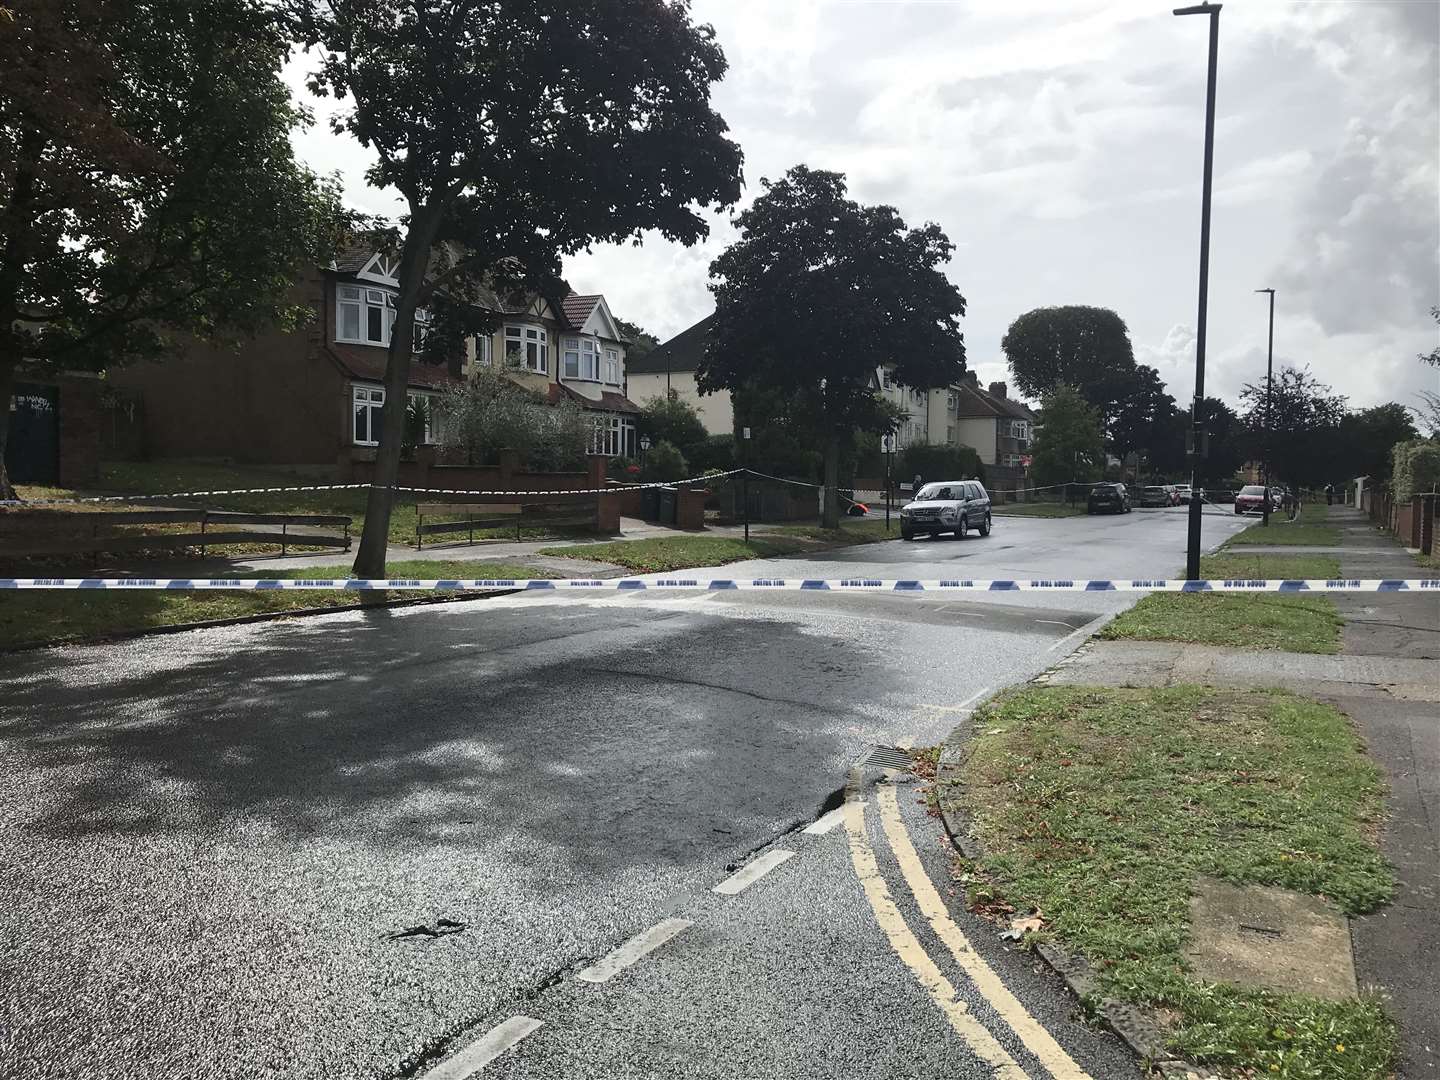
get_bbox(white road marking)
[802,807,847,835]
[841,780,1028,1077]
[1046,610,1118,654]
[575,918,692,983]
[1033,619,1073,628]
[876,783,1092,1079]
[712,848,796,895]
[957,686,992,711]
[422,1016,543,1079]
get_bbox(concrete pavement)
[0,508,1244,1079]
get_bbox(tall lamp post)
[1174,1,1221,581]
[1256,287,1275,527]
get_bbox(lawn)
[950,685,1395,1080]
[539,534,818,573]
[1101,552,1346,654]
[989,502,1088,518]
[1224,521,1342,547]
[763,519,898,543]
[0,560,549,649]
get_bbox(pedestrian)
[1283,486,1298,520]
[1325,483,1334,506]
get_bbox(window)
[475,334,492,367]
[563,337,581,378]
[947,393,959,415]
[580,338,599,380]
[353,385,384,445]
[604,347,621,385]
[337,285,428,349]
[881,368,896,390]
[505,325,548,372]
[946,425,955,444]
[912,388,925,405]
[1010,420,1029,439]
[590,414,635,457]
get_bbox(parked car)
[1234,484,1269,514]
[899,479,992,540]
[1087,482,1131,514]
[1139,485,1172,508]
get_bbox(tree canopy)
[0,0,344,497]
[637,393,707,465]
[699,165,966,526]
[615,318,659,366]
[1001,306,1141,432]
[291,0,745,573]
[1238,366,1347,488]
[1028,385,1104,486]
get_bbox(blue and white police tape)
[2,578,1437,592]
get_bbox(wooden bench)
[0,508,351,560]
[415,497,598,549]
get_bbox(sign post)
[881,432,895,531]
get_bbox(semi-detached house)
[112,246,642,470]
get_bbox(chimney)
[988,381,1008,399]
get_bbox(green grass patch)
[1224,521,1342,547]
[989,502,1088,518]
[1101,552,1346,653]
[0,561,549,649]
[763,519,897,543]
[952,685,1396,1080]
[539,534,816,572]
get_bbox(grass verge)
[538,535,814,573]
[762,519,897,543]
[951,685,1395,1080]
[1101,552,1345,654]
[990,503,1088,518]
[1224,521,1342,547]
[0,561,549,649]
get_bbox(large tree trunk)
[351,211,442,579]
[0,357,16,502]
[822,428,841,530]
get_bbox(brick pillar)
[1420,494,1435,556]
[588,455,618,531]
[676,488,708,530]
[415,444,435,487]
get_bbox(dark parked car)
[899,479,992,540]
[1087,483,1131,514]
[1139,485,1172,508]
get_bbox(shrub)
[642,439,689,482]
[1391,440,1440,500]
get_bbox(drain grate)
[863,745,914,771]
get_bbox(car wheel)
[901,528,914,540]
[978,514,991,537]
[955,516,967,538]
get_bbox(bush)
[897,443,984,486]
[638,394,708,462]
[1391,440,1440,500]
[642,439,689,482]
[433,369,589,470]
[689,433,736,473]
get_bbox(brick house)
[111,246,641,471]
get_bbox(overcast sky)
[284,0,1440,415]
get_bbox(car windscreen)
[1239,485,1266,495]
[916,484,955,500]
[1143,487,1165,494]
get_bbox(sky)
[283,0,1440,416]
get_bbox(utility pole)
[1175,2,1222,580]
[1256,287,1275,527]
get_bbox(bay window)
[337,285,429,349]
[563,337,605,381]
[505,325,548,372]
[590,414,635,457]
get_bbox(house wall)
[955,417,998,464]
[627,370,734,435]
[110,268,343,466]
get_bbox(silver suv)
[900,480,992,540]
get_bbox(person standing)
[1325,483,1334,506]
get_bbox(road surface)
[0,507,1246,1079]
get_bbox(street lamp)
[1174,1,1222,581]
[1256,287,1275,527]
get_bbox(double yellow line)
[843,774,1092,1080]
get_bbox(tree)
[1340,403,1419,483]
[1028,385,1104,486]
[700,166,966,527]
[1001,306,1152,447]
[1108,363,1177,465]
[1420,306,1439,367]
[433,367,588,470]
[292,0,744,575]
[1238,366,1347,488]
[0,0,343,498]
[642,439,688,483]
[615,318,659,366]
[638,393,707,463]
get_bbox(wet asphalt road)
[0,508,1246,1080]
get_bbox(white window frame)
[603,346,621,385]
[352,385,384,446]
[337,285,428,349]
[505,324,548,373]
[589,414,635,457]
[475,334,492,367]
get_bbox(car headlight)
[899,507,910,517]
[941,507,958,522]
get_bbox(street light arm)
[1173,3,1221,14]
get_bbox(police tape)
[2,578,1436,592]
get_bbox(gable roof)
[627,313,714,374]
[562,294,602,327]
[330,241,375,274]
[953,380,1036,421]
